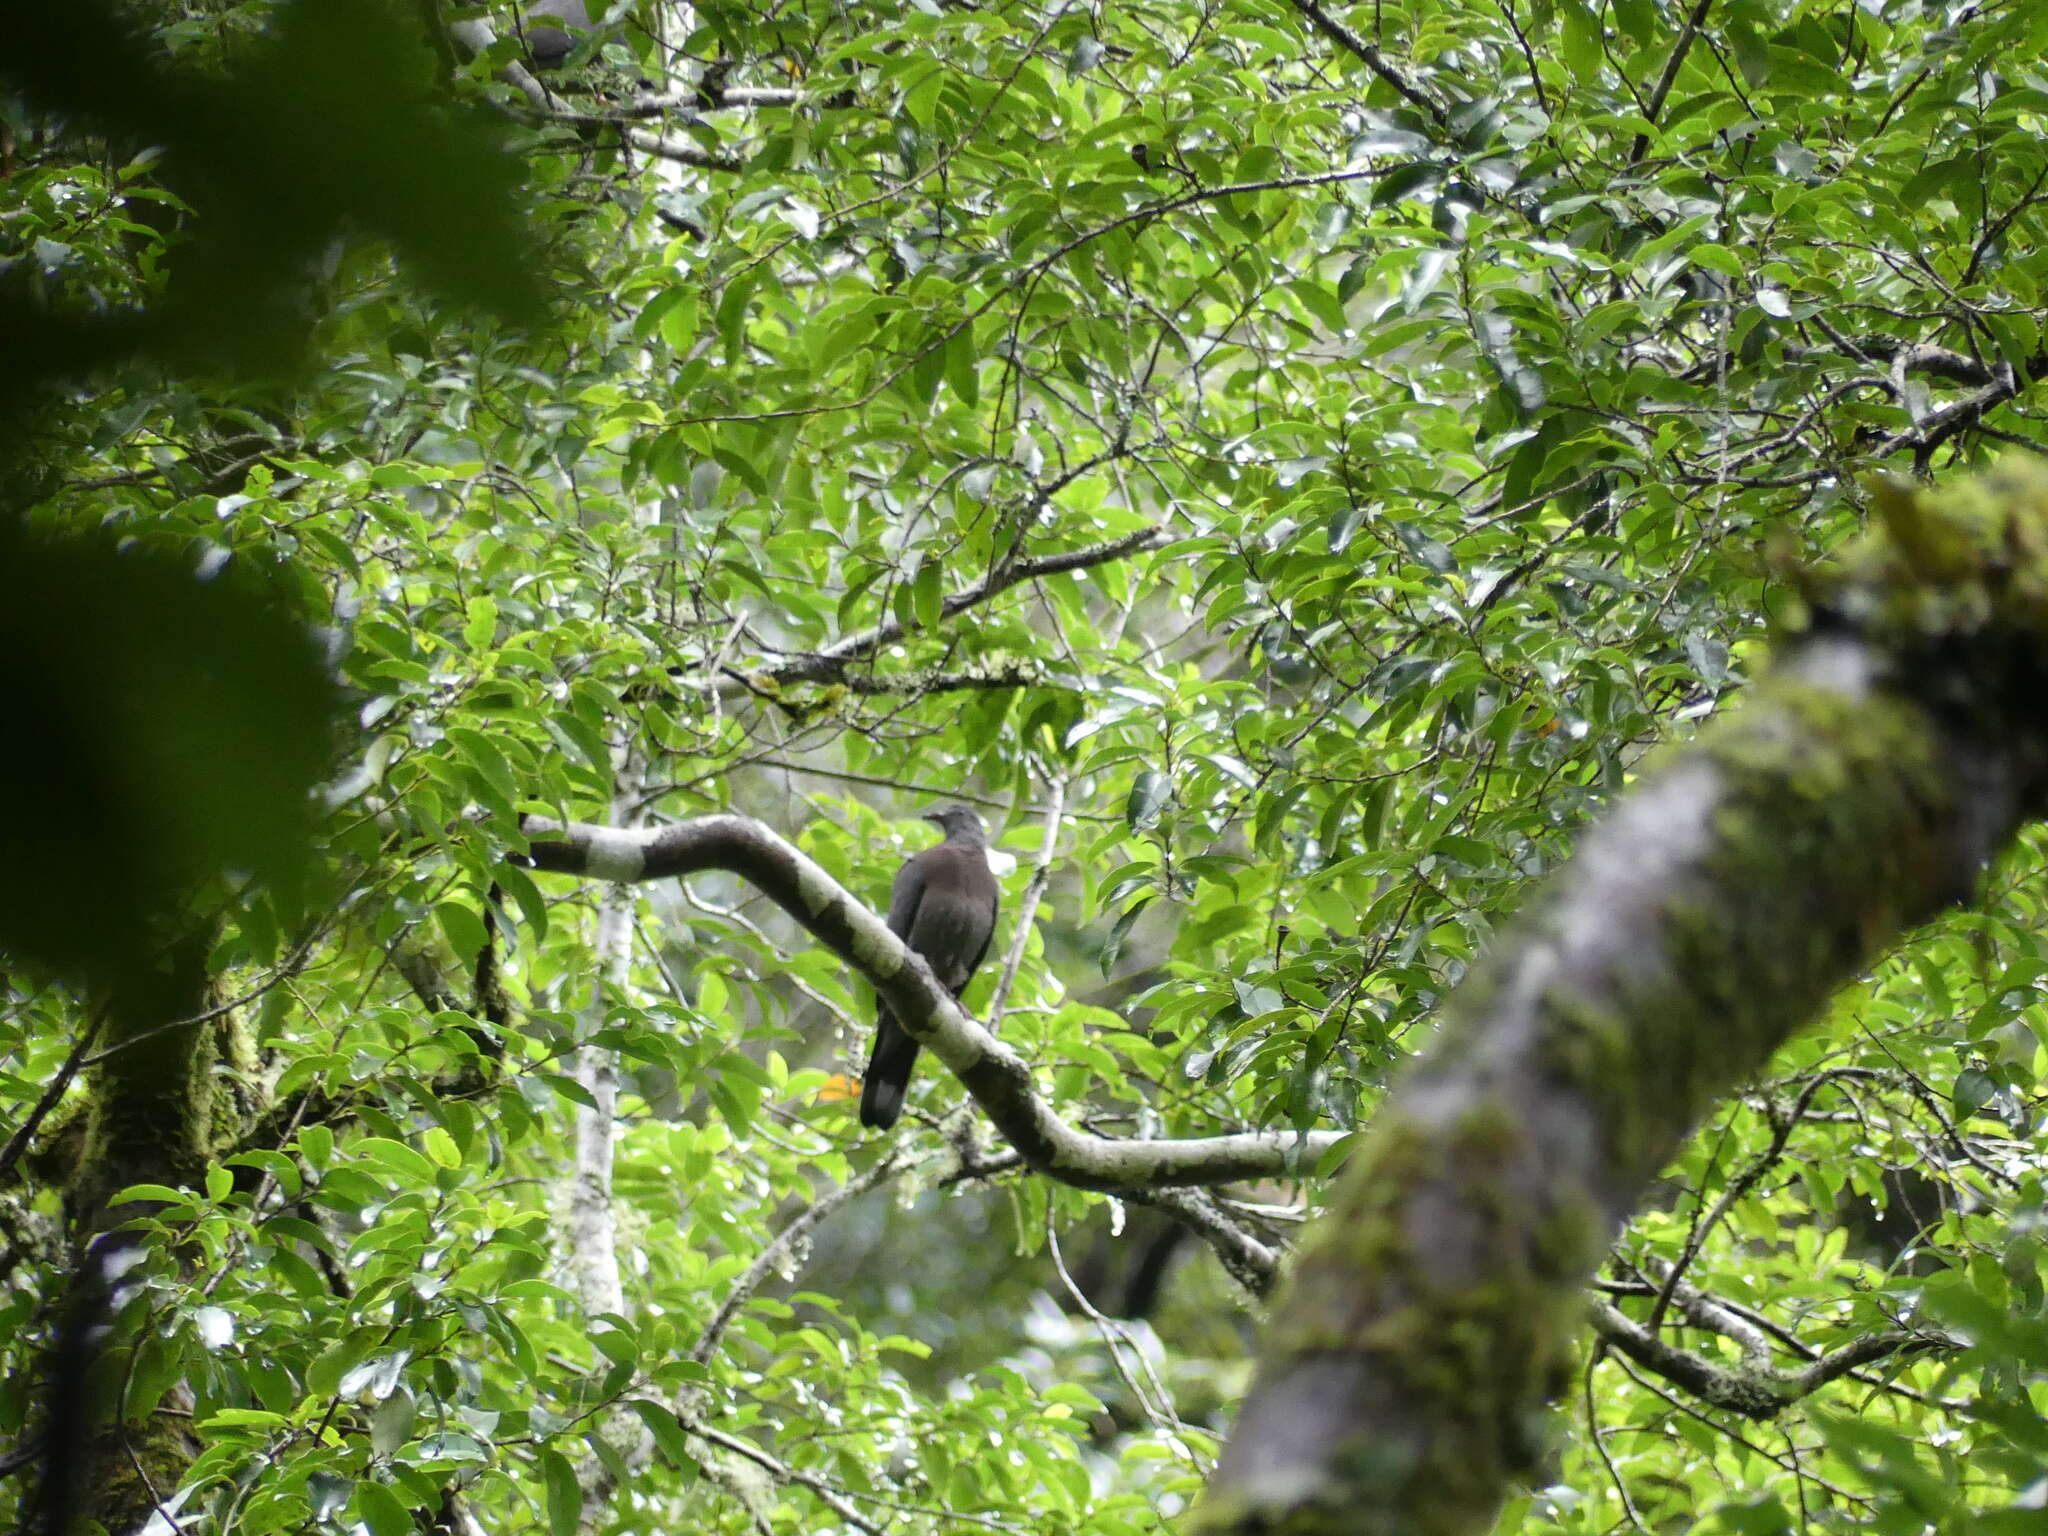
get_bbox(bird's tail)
[860,1011,920,1130]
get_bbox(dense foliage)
[4,0,2048,1532]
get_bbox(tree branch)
[446,18,553,109]
[521,813,1344,1192]
[1589,1300,1942,1419]
[1645,1071,1843,1331]
[620,127,745,173]
[674,1415,885,1535]
[1193,462,2048,1536]
[711,525,1166,696]
[560,84,803,119]
[1627,0,1715,163]
[1136,1185,1282,1298]
[567,779,654,1534]
[1789,334,2041,389]
[1287,0,1446,128]
[805,661,1066,697]
[987,774,1067,1028]
[0,1007,101,1185]
[690,1152,907,1366]
[1633,1258,1777,1365]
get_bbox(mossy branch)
[1588,1300,1943,1420]
[1193,460,2048,1536]
[521,812,1344,1192]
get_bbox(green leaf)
[1125,770,1171,830]
[912,557,945,632]
[353,1482,412,1536]
[629,1399,696,1468]
[436,901,488,961]
[1953,1066,1995,1121]
[202,1408,289,1428]
[1100,899,1151,977]
[354,1137,436,1185]
[370,1388,416,1456]
[1560,3,1603,82]
[307,1473,353,1521]
[542,1448,582,1536]
[463,596,499,651]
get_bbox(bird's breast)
[910,901,992,989]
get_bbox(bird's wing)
[960,855,1001,978]
[885,853,928,939]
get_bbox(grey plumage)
[860,805,1000,1131]
[523,0,591,69]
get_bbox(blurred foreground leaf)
[0,524,337,984]
[0,0,549,390]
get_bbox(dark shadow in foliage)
[0,0,550,397]
[0,525,339,1536]
[0,11,482,1530]
[0,523,338,991]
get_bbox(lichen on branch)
[1193,460,2048,1536]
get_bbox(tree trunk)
[35,929,241,1536]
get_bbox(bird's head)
[922,804,989,845]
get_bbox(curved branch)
[1793,332,2048,390]
[620,127,744,173]
[521,813,1345,1192]
[559,84,802,119]
[1137,1185,1282,1297]
[446,18,552,109]
[670,1413,885,1536]
[1589,1300,1944,1419]
[1645,1071,1845,1331]
[0,1008,101,1185]
[987,775,1068,1028]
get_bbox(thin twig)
[691,1153,906,1365]
[1045,1210,1207,1473]
[986,773,1068,1028]
[1287,0,1446,128]
[1628,0,1716,163]
[1583,1348,1648,1532]
[0,1007,103,1182]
